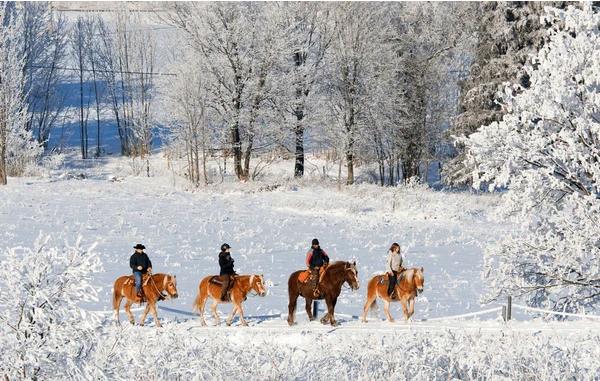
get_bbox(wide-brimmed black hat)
[133,244,146,250]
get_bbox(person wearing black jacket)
[218,243,236,301]
[305,238,329,297]
[130,244,152,297]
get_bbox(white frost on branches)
[0,236,102,379]
[465,5,600,312]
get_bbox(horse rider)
[306,238,329,297]
[386,242,405,298]
[219,243,236,301]
[130,243,153,299]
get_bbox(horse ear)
[420,267,424,273]
[353,260,356,267]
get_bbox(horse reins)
[149,274,168,300]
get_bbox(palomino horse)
[113,273,179,327]
[287,261,359,326]
[193,274,267,326]
[362,267,424,322]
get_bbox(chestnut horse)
[362,267,424,322]
[193,274,267,326]
[288,261,359,326]
[113,273,179,327]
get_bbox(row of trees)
[0,2,581,188]
[162,2,478,185]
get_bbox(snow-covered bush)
[0,236,102,379]
[465,5,600,312]
[89,326,600,380]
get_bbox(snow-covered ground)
[2,155,600,379]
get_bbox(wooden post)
[507,295,512,321]
[313,300,318,319]
[502,306,507,322]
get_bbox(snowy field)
[2,156,600,379]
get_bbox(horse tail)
[112,280,122,311]
[192,291,202,312]
[192,278,207,312]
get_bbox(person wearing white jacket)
[386,243,404,297]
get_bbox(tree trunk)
[0,136,6,185]
[294,119,305,178]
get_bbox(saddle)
[298,267,326,284]
[125,274,151,286]
[209,275,236,287]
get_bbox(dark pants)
[309,267,320,294]
[134,271,143,294]
[220,274,232,301]
[388,271,399,296]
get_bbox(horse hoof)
[241,322,248,327]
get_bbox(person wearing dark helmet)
[130,244,152,298]
[305,238,329,297]
[219,243,236,301]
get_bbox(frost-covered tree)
[162,48,211,187]
[168,3,284,181]
[278,2,334,178]
[465,5,600,313]
[321,3,393,185]
[0,236,101,379]
[445,2,562,186]
[0,2,40,185]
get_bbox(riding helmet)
[311,238,319,246]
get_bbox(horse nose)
[417,288,423,295]
[174,293,179,299]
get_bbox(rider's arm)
[305,250,312,267]
[147,255,152,271]
[323,250,330,264]
[130,255,136,270]
[386,251,393,273]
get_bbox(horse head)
[163,274,179,299]
[251,274,267,297]
[344,261,360,290]
[414,267,424,295]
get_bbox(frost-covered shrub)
[0,236,102,379]
[90,326,600,380]
[465,6,600,312]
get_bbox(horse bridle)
[149,274,169,300]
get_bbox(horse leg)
[400,300,410,321]
[237,302,248,327]
[321,298,336,326]
[287,292,298,326]
[328,297,338,326]
[226,302,238,326]
[124,300,135,325]
[139,303,151,326]
[211,301,221,326]
[305,298,314,321]
[362,292,377,323]
[408,298,415,320]
[151,303,162,328]
[198,294,208,327]
[383,300,394,323]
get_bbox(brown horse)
[288,261,359,326]
[113,273,179,327]
[362,267,424,323]
[193,274,267,326]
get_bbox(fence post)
[502,306,507,322]
[507,295,512,321]
[313,300,319,319]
